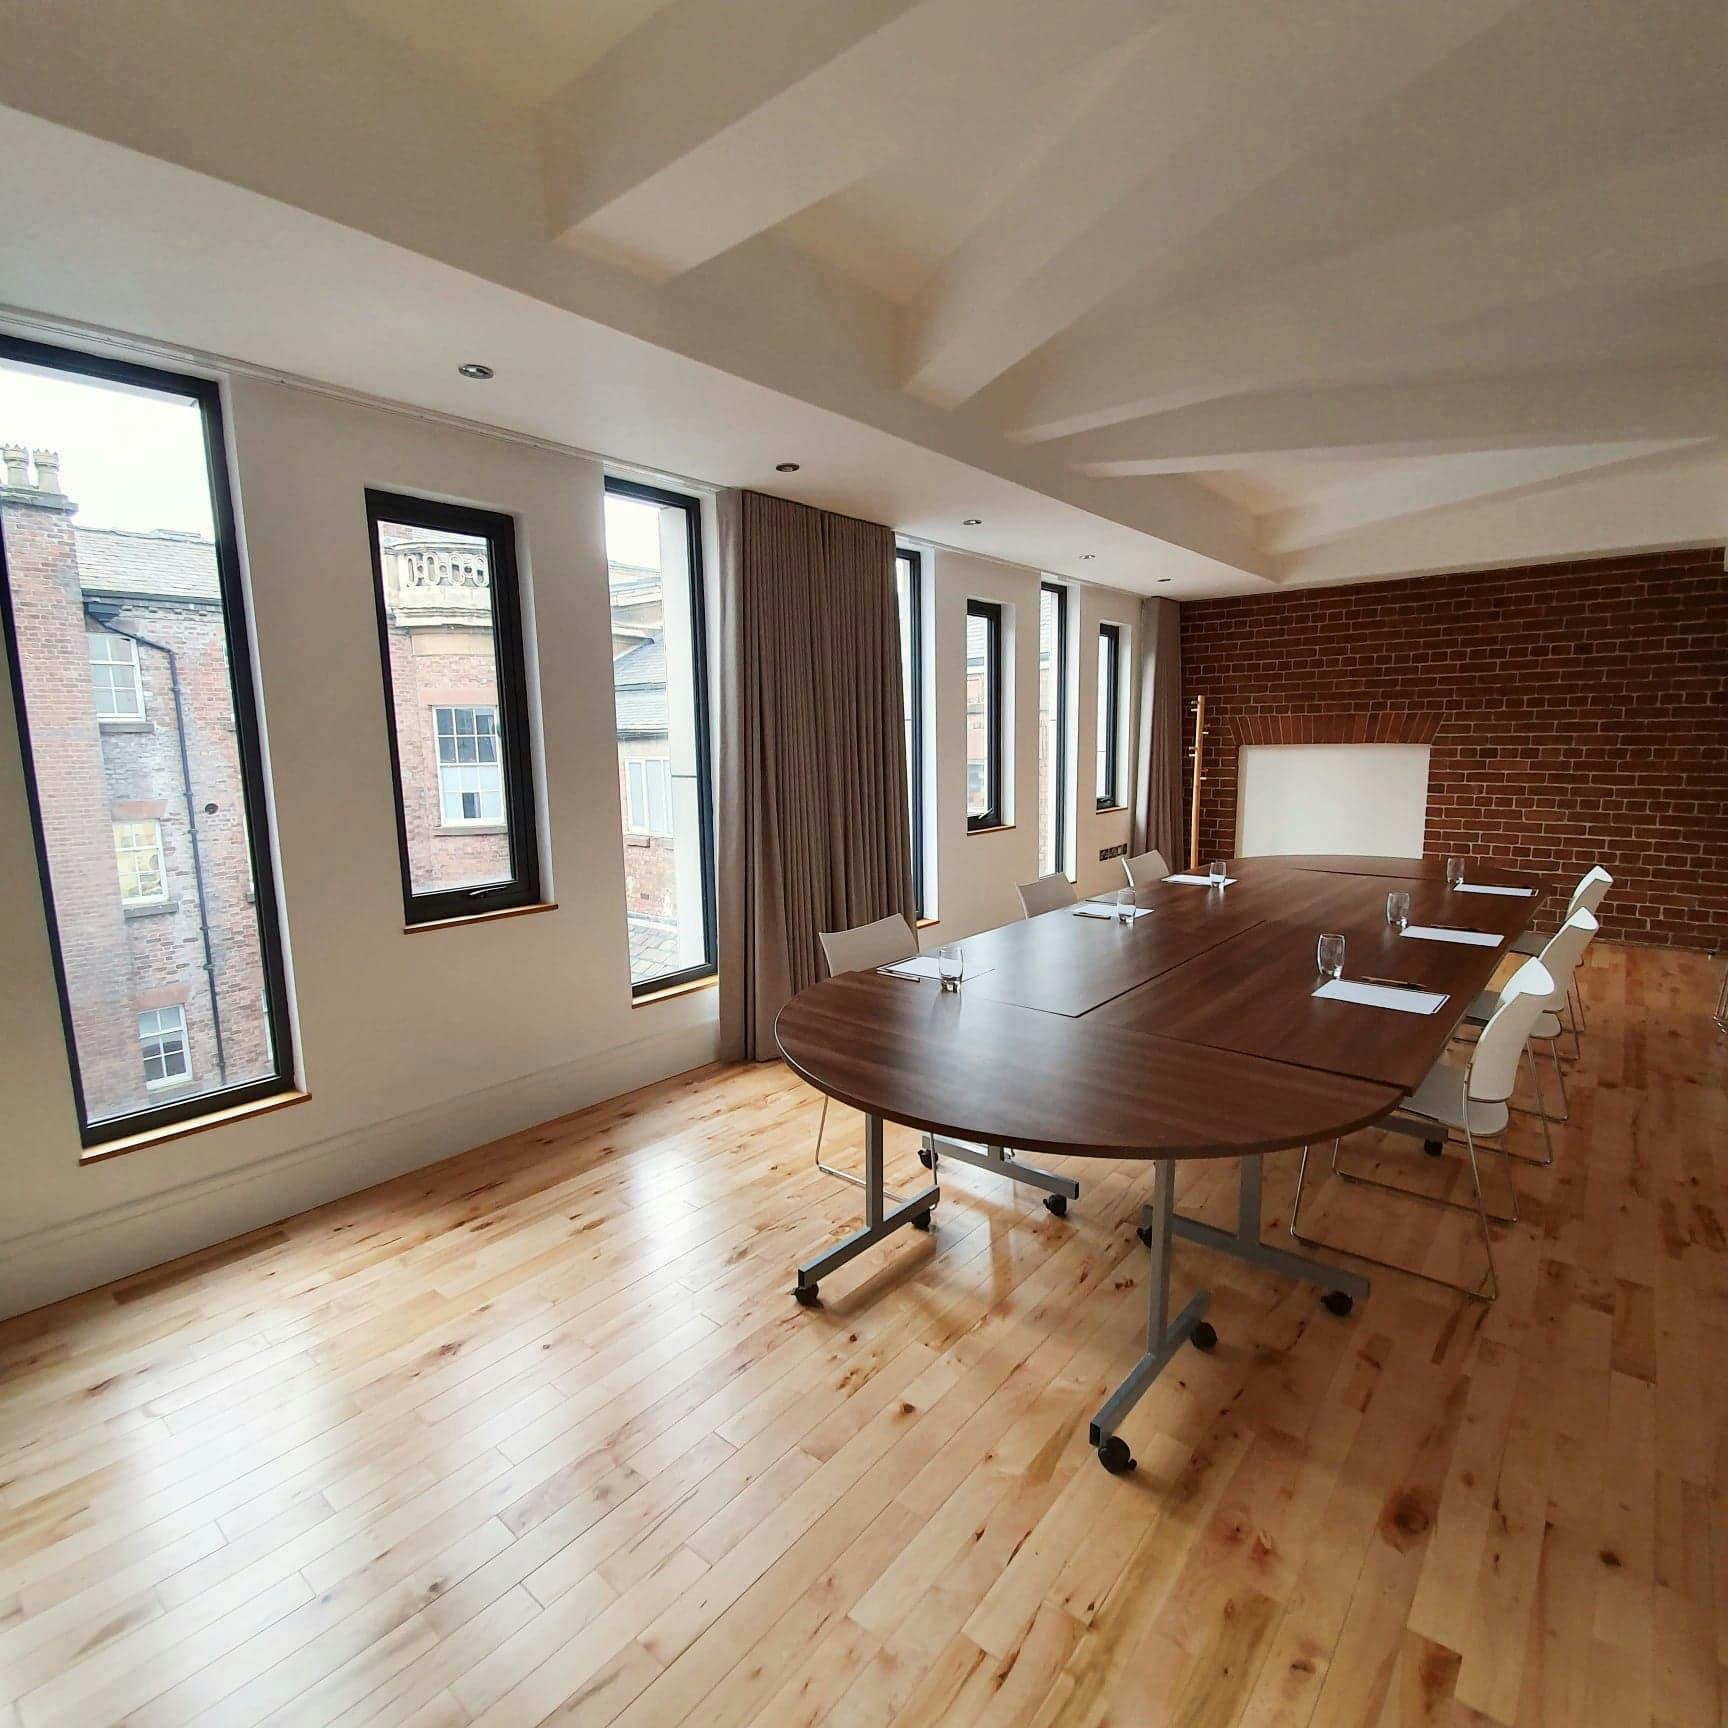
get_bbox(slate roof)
[75,527,220,602]
[613,632,668,737]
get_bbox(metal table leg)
[924,1134,1080,1215]
[792,1113,940,1305]
[1090,1161,1212,1473]
[1092,1156,1368,1474]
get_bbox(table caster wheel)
[1096,1434,1136,1475]
[1136,1224,1152,1247]
[1045,1194,1068,1218]
[793,1283,820,1307]
[1192,1321,1218,1352]
[1322,1290,1354,1317]
[1423,1139,1444,1157]
[913,1210,934,1231]
[918,1147,935,1168]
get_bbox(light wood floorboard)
[0,943,1721,1726]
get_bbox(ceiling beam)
[1049,368,1728,474]
[900,0,1527,409]
[1262,439,1713,551]
[1008,151,1728,442]
[534,0,1155,282]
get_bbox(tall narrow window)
[1038,583,1068,875]
[965,599,1004,832]
[1096,622,1123,809]
[604,478,715,994]
[0,335,294,1145]
[895,549,925,914]
[366,490,541,925]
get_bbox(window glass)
[965,600,1003,830]
[367,493,540,922]
[604,481,715,992]
[1097,623,1122,808]
[1038,584,1067,875]
[0,337,294,1142]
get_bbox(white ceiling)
[0,0,1724,596]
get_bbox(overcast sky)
[0,359,215,537]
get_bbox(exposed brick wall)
[1180,548,1728,948]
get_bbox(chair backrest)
[1468,958,1554,1103]
[1017,873,1078,918]
[819,914,918,976]
[1532,907,1599,1008]
[1122,848,1170,888]
[1568,865,1613,919]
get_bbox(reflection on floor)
[0,943,1720,1727]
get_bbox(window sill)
[81,1088,312,1165]
[916,915,939,930]
[966,823,1017,836]
[434,823,508,837]
[124,898,179,920]
[1095,804,1129,816]
[404,901,558,934]
[633,973,719,1008]
[98,719,154,734]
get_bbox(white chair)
[1462,909,1598,1162]
[812,916,920,1199]
[1512,865,1611,1045]
[815,913,1080,1217]
[1289,957,1555,1301]
[1017,873,1078,918]
[1122,848,1170,888]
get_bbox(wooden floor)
[0,944,1722,1727]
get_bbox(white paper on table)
[1074,904,1155,921]
[1164,873,1237,887]
[1453,882,1535,896]
[1313,977,1448,1015]
[878,956,995,982]
[1401,924,1503,947]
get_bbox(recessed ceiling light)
[775,462,801,473]
[1157,577,1173,584]
[457,362,494,380]
[1079,554,1096,561]
[963,517,982,526]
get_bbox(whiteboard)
[1235,744,1430,858]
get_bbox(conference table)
[776,853,1548,1475]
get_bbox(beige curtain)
[1132,595,1184,870]
[717,491,915,1061]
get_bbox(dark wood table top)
[776,972,1403,1160]
[775,853,1546,1159]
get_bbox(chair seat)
[1398,1060,1510,1137]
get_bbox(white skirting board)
[0,1019,720,1321]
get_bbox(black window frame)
[965,598,1005,833]
[366,488,542,927]
[0,333,296,1148]
[895,548,926,915]
[604,476,717,998]
[1096,621,1123,810]
[1039,580,1069,875]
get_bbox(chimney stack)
[1,445,27,488]
[31,449,62,495]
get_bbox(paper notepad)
[1164,873,1237,887]
[1314,977,1448,1015]
[1075,904,1154,921]
[1453,882,1535,897]
[1401,924,1503,948]
[878,956,995,982]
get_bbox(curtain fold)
[1132,595,1184,871]
[717,491,914,1061]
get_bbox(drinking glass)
[1208,859,1227,888]
[1445,855,1466,889]
[1116,887,1137,925]
[937,943,965,992]
[1386,890,1411,930]
[1316,933,1345,979]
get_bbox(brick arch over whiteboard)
[1179,548,1727,948]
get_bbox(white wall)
[0,376,719,1318]
[921,548,1140,944]
[1236,743,1431,857]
